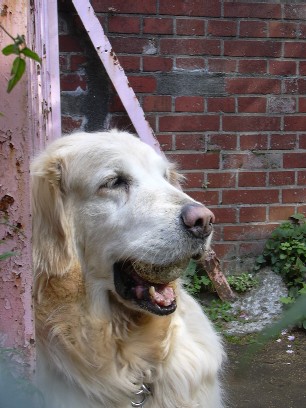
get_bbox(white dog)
[32,130,225,408]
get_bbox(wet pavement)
[224,330,306,408]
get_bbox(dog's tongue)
[135,284,175,307]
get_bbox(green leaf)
[2,43,19,56]
[0,251,17,261]
[7,57,26,93]
[21,47,41,63]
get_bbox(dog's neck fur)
[35,264,175,405]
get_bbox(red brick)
[224,2,281,19]
[223,189,279,205]
[159,1,221,17]
[298,171,306,185]
[298,23,306,39]
[239,172,266,187]
[212,243,237,258]
[70,55,87,71]
[212,208,237,223]
[284,42,306,58]
[238,97,266,113]
[159,115,219,132]
[143,18,173,34]
[167,153,219,170]
[207,172,236,188]
[186,191,219,206]
[226,78,281,94]
[119,56,140,71]
[283,152,306,168]
[181,172,204,188]
[110,37,150,54]
[175,134,205,150]
[284,4,306,20]
[108,16,140,33]
[240,134,268,150]
[300,134,306,149]
[283,188,306,203]
[59,55,68,71]
[300,62,306,76]
[238,59,267,74]
[208,58,236,73]
[239,207,266,223]
[127,76,156,93]
[269,22,297,38]
[224,40,281,57]
[143,56,173,72]
[269,171,295,186]
[269,206,296,221]
[177,19,205,36]
[91,0,156,14]
[207,97,235,113]
[240,21,267,38]
[207,20,237,37]
[298,205,306,217]
[60,74,87,91]
[223,224,278,241]
[176,57,205,70]
[270,134,296,150]
[59,35,82,52]
[299,97,306,113]
[109,95,125,112]
[61,116,82,133]
[284,116,306,132]
[208,134,237,151]
[175,97,204,113]
[223,116,280,132]
[160,39,220,56]
[109,114,134,132]
[143,96,172,112]
[284,79,306,94]
[156,134,172,151]
[239,242,265,256]
[269,60,296,76]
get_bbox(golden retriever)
[32,130,225,408]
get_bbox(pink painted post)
[0,0,35,374]
[0,0,61,377]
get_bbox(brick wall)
[58,0,306,273]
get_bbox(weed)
[227,273,258,293]
[255,214,306,328]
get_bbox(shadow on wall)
[59,11,111,133]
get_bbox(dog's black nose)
[181,204,215,238]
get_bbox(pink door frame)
[0,0,61,374]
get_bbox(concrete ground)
[224,330,306,408]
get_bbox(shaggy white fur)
[32,130,225,408]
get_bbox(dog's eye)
[99,176,129,190]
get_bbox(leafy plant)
[0,24,41,93]
[203,299,233,324]
[255,214,306,328]
[183,259,212,296]
[227,273,258,293]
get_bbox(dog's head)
[31,131,214,317]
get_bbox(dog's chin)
[113,259,190,316]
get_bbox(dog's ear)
[31,153,74,285]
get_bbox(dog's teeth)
[149,286,156,297]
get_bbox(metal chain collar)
[131,384,152,407]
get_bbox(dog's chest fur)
[35,266,221,408]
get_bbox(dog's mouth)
[113,260,189,316]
